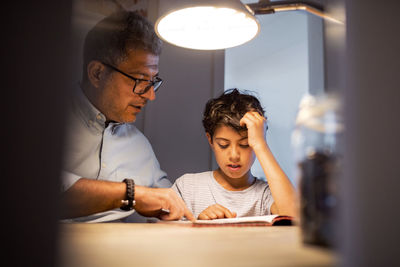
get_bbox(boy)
[172,89,297,219]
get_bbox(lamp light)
[155,0,343,50]
[155,0,260,50]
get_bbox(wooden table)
[58,223,337,267]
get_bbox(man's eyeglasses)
[101,62,163,95]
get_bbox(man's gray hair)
[83,10,162,75]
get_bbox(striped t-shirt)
[172,171,274,219]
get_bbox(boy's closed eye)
[218,143,229,149]
[216,139,229,149]
[217,143,250,149]
[239,139,249,148]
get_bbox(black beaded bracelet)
[120,178,135,211]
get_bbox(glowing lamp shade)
[155,5,260,50]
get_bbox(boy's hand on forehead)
[239,111,268,151]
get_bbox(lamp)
[155,0,343,50]
[155,0,259,50]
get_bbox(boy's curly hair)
[202,88,267,139]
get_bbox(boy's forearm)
[253,143,298,217]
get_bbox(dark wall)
[142,1,225,182]
[334,0,400,266]
[1,1,71,266]
[323,0,400,265]
[343,0,400,266]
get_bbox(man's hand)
[197,204,236,220]
[134,186,195,221]
[239,111,267,151]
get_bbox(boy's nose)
[229,147,240,162]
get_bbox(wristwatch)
[120,178,135,211]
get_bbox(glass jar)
[292,93,344,247]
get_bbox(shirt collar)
[74,84,107,132]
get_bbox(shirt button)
[111,125,118,134]
[96,114,102,120]
[102,163,107,168]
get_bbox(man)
[61,10,194,222]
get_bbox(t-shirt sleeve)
[171,176,185,199]
[171,174,195,214]
[262,183,274,215]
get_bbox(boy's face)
[207,125,255,179]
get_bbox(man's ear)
[87,60,106,88]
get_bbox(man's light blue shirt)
[61,86,171,222]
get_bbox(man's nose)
[141,86,156,101]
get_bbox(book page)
[193,215,281,225]
[155,215,293,226]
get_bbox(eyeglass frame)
[101,61,163,95]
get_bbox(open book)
[192,215,293,227]
[155,215,293,226]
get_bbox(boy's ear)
[87,60,106,88]
[206,132,213,147]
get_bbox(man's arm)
[60,178,125,219]
[60,178,195,221]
